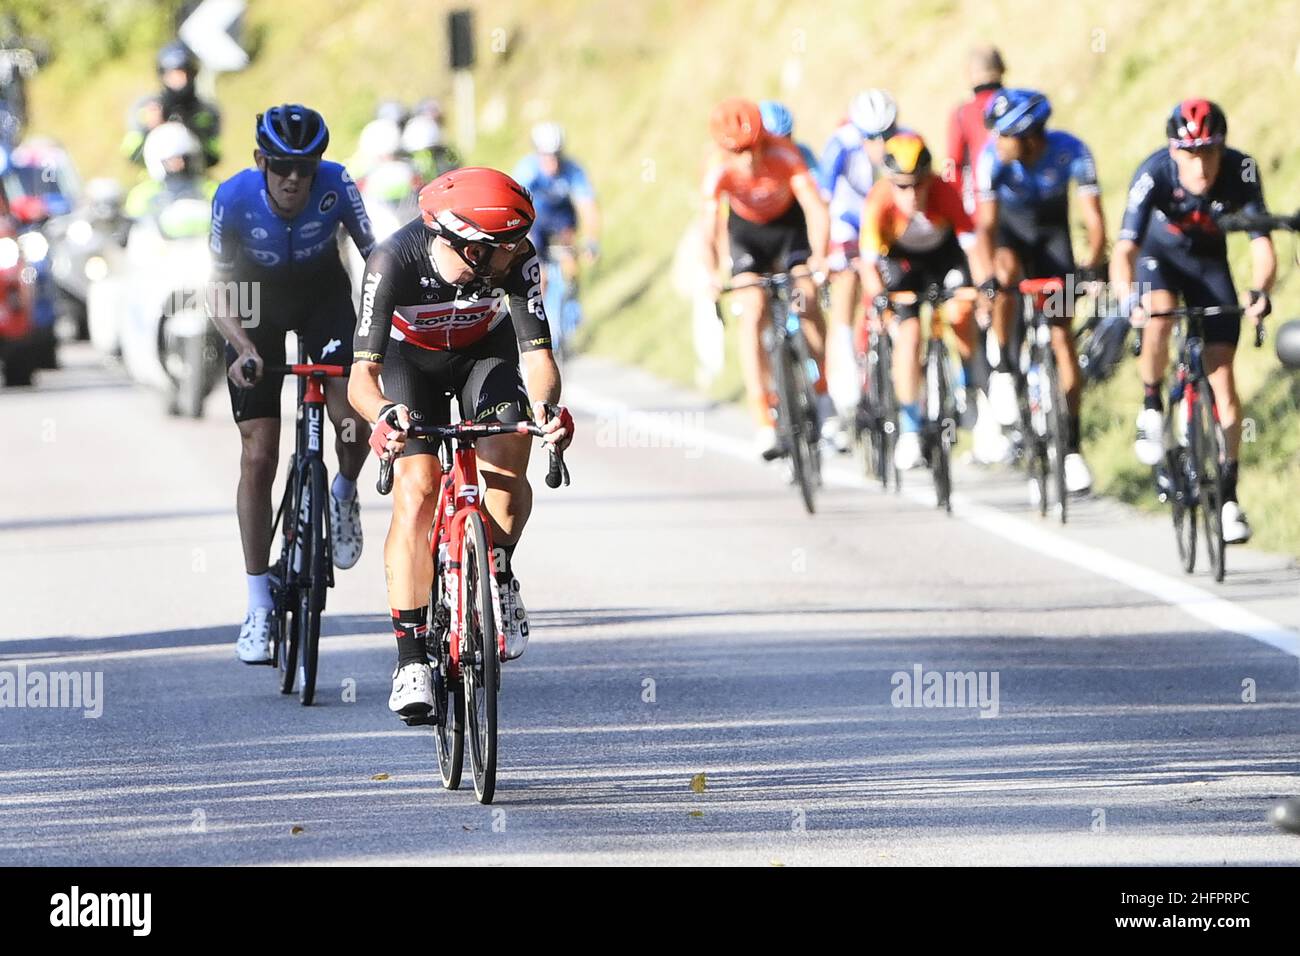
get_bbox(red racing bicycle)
[376,414,568,804]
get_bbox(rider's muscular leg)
[1050,325,1082,415]
[1139,291,1178,391]
[478,433,533,549]
[1205,343,1243,458]
[991,248,1021,360]
[892,315,921,407]
[237,417,280,573]
[795,275,828,370]
[385,455,440,608]
[326,379,370,481]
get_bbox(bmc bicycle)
[376,415,568,804]
[239,349,343,706]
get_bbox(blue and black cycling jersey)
[209,160,375,281]
[975,129,1099,227]
[511,153,594,234]
[1118,146,1267,258]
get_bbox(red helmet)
[710,98,764,152]
[418,166,535,247]
[1167,99,1227,148]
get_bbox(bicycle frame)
[429,437,506,671]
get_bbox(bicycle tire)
[1195,380,1227,582]
[296,461,329,706]
[925,340,953,512]
[1168,445,1197,573]
[461,511,499,804]
[878,329,900,492]
[1043,347,1069,524]
[774,337,816,514]
[274,459,302,693]
[428,591,464,791]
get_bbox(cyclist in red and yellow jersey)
[858,132,991,470]
[700,98,831,458]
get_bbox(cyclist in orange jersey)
[700,97,831,459]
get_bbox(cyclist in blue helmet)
[974,88,1108,493]
[208,104,377,664]
[759,100,820,181]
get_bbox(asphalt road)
[1,342,1299,865]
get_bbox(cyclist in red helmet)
[700,97,832,459]
[348,166,572,722]
[1112,98,1275,544]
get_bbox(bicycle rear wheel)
[924,340,954,513]
[877,329,900,492]
[296,461,329,706]
[428,595,464,791]
[273,461,302,692]
[1195,380,1227,582]
[461,511,499,803]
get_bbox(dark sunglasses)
[266,157,319,178]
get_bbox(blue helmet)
[758,100,795,138]
[984,88,1051,137]
[255,104,329,158]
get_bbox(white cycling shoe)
[1222,501,1252,544]
[971,393,1014,465]
[988,371,1020,427]
[236,607,275,665]
[389,662,435,719]
[893,431,925,470]
[754,425,781,461]
[1063,452,1093,495]
[330,490,363,570]
[821,414,852,454]
[1134,408,1165,466]
[500,576,530,660]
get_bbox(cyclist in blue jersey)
[513,122,600,275]
[975,88,1107,494]
[817,89,898,450]
[759,101,820,177]
[1112,99,1275,543]
[206,104,377,664]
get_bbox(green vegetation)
[18,0,1300,551]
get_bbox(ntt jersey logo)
[319,191,338,213]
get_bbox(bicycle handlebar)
[375,421,570,496]
[1129,304,1261,356]
[1216,209,1300,233]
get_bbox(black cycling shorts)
[878,234,971,318]
[727,202,812,276]
[994,206,1075,281]
[1138,244,1240,347]
[379,320,533,458]
[226,265,356,422]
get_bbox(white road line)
[567,383,1300,660]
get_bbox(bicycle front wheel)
[296,461,329,706]
[429,577,464,790]
[924,341,954,513]
[461,511,499,804]
[774,338,817,514]
[1195,380,1227,582]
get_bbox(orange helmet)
[710,98,764,152]
[418,166,535,247]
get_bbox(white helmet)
[530,121,565,155]
[142,122,202,180]
[358,118,402,160]
[848,89,898,138]
[401,115,444,153]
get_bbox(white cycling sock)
[331,473,356,501]
[247,572,274,611]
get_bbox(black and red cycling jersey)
[353,218,552,363]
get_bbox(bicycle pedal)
[401,711,437,727]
